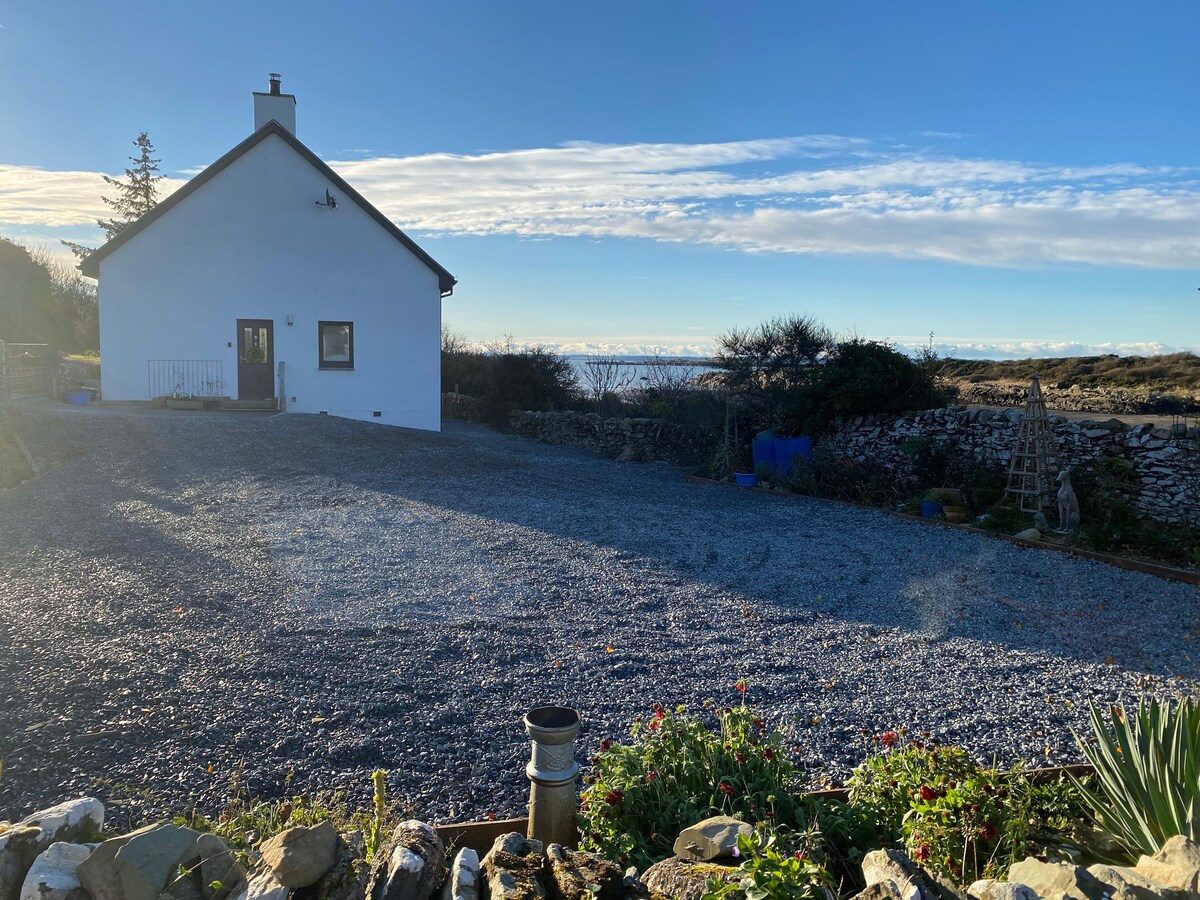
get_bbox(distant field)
[939,352,1200,392]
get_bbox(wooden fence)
[0,341,58,402]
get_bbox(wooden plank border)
[685,476,1200,587]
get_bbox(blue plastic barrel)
[920,500,943,519]
[752,438,776,471]
[774,436,814,476]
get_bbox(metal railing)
[148,360,225,399]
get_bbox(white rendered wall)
[97,133,443,431]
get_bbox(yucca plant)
[1070,696,1200,858]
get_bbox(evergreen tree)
[64,132,163,263]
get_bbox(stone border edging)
[685,475,1200,588]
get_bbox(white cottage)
[83,75,455,431]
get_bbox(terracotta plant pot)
[942,504,968,523]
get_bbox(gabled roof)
[81,120,457,295]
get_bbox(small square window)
[318,321,354,369]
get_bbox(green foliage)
[978,498,1033,534]
[809,798,878,892]
[1071,697,1200,859]
[848,734,1088,885]
[442,333,579,428]
[702,832,833,900]
[578,702,803,870]
[782,340,947,438]
[789,444,902,508]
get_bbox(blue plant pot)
[734,472,759,487]
[920,500,944,519]
[65,391,92,405]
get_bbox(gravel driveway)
[1,406,1197,826]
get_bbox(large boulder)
[672,818,752,863]
[1135,836,1200,893]
[639,857,740,900]
[196,833,247,900]
[544,845,621,900]
[369,821,445,900]
[966,880,1038,900]
[233,867,290,900]
[1088,864,1190,900]
[1,799,105,900]
[260,822,338,889]
[1007,858,1107,900]
[861,850,936,900]
[76,822,204,900]
[479,834,545,900]
[18,843,95,900]
[440,849,479,900]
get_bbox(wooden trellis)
[1005,375,1059,512]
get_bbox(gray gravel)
[1,406,1197,826]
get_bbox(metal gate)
[0,342,56,402]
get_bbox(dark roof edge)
[81,120,457,295]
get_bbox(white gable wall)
[97,133,442,430]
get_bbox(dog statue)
[1056,468,1081,533]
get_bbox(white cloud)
[1,134,1198,269]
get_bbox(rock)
[861,850,936,900]
[370,821,445,900]
[260,822,338,889]
[639,857,740,900]
[856,885,906,900]
[1,799,105,900]
[234,867,290,900]
[544,845,621,900]
[196,833,247,900]
[1013,528,1042,541]
[18,843,94,900]
[1007,857,1106,900]
[672,817,751,862]
[314,833,370,900]
[440,849,479,900]
[1134,836,1200,893]
[966,880,1038,900]
[77,823,203,900]
[480,834,545,900]
[1088,864,1190,900]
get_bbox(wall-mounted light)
[286,314,295,326]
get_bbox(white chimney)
[253,73,296,134]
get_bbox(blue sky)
[1,0,1197,357]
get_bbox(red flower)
[648,720,659,731]
[719,782,737,796]
[736,679,747,692]
[794,851,807,861]
[913,844,931,862]
[600,739,612,752]
[918,785,938,801]
[604,789,624,805]
[654,707,666,720]
[880,731,898,749]
[761,748,774,761]
[736,752,745,765]
[980,822,997,841]
[755,719,765,728]
[646,771,659,783]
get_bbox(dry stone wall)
[508,410,717,466]
[826,406,1200,526]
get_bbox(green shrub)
[579,702,803,869]
[847,733,1087,885]
[1071,697,1200,859]
[702,831,834,900]
[441,336,579,428]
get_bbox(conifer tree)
[64,132,163,263]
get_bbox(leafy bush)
[441,333,579,428]
[579,701,803,869]
[1071,697,1200,859]
[781,340,947,438]
[848,733,1087,885]
[703,831,834,900]
[790,444,903,509]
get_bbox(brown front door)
[236,319,274,400]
